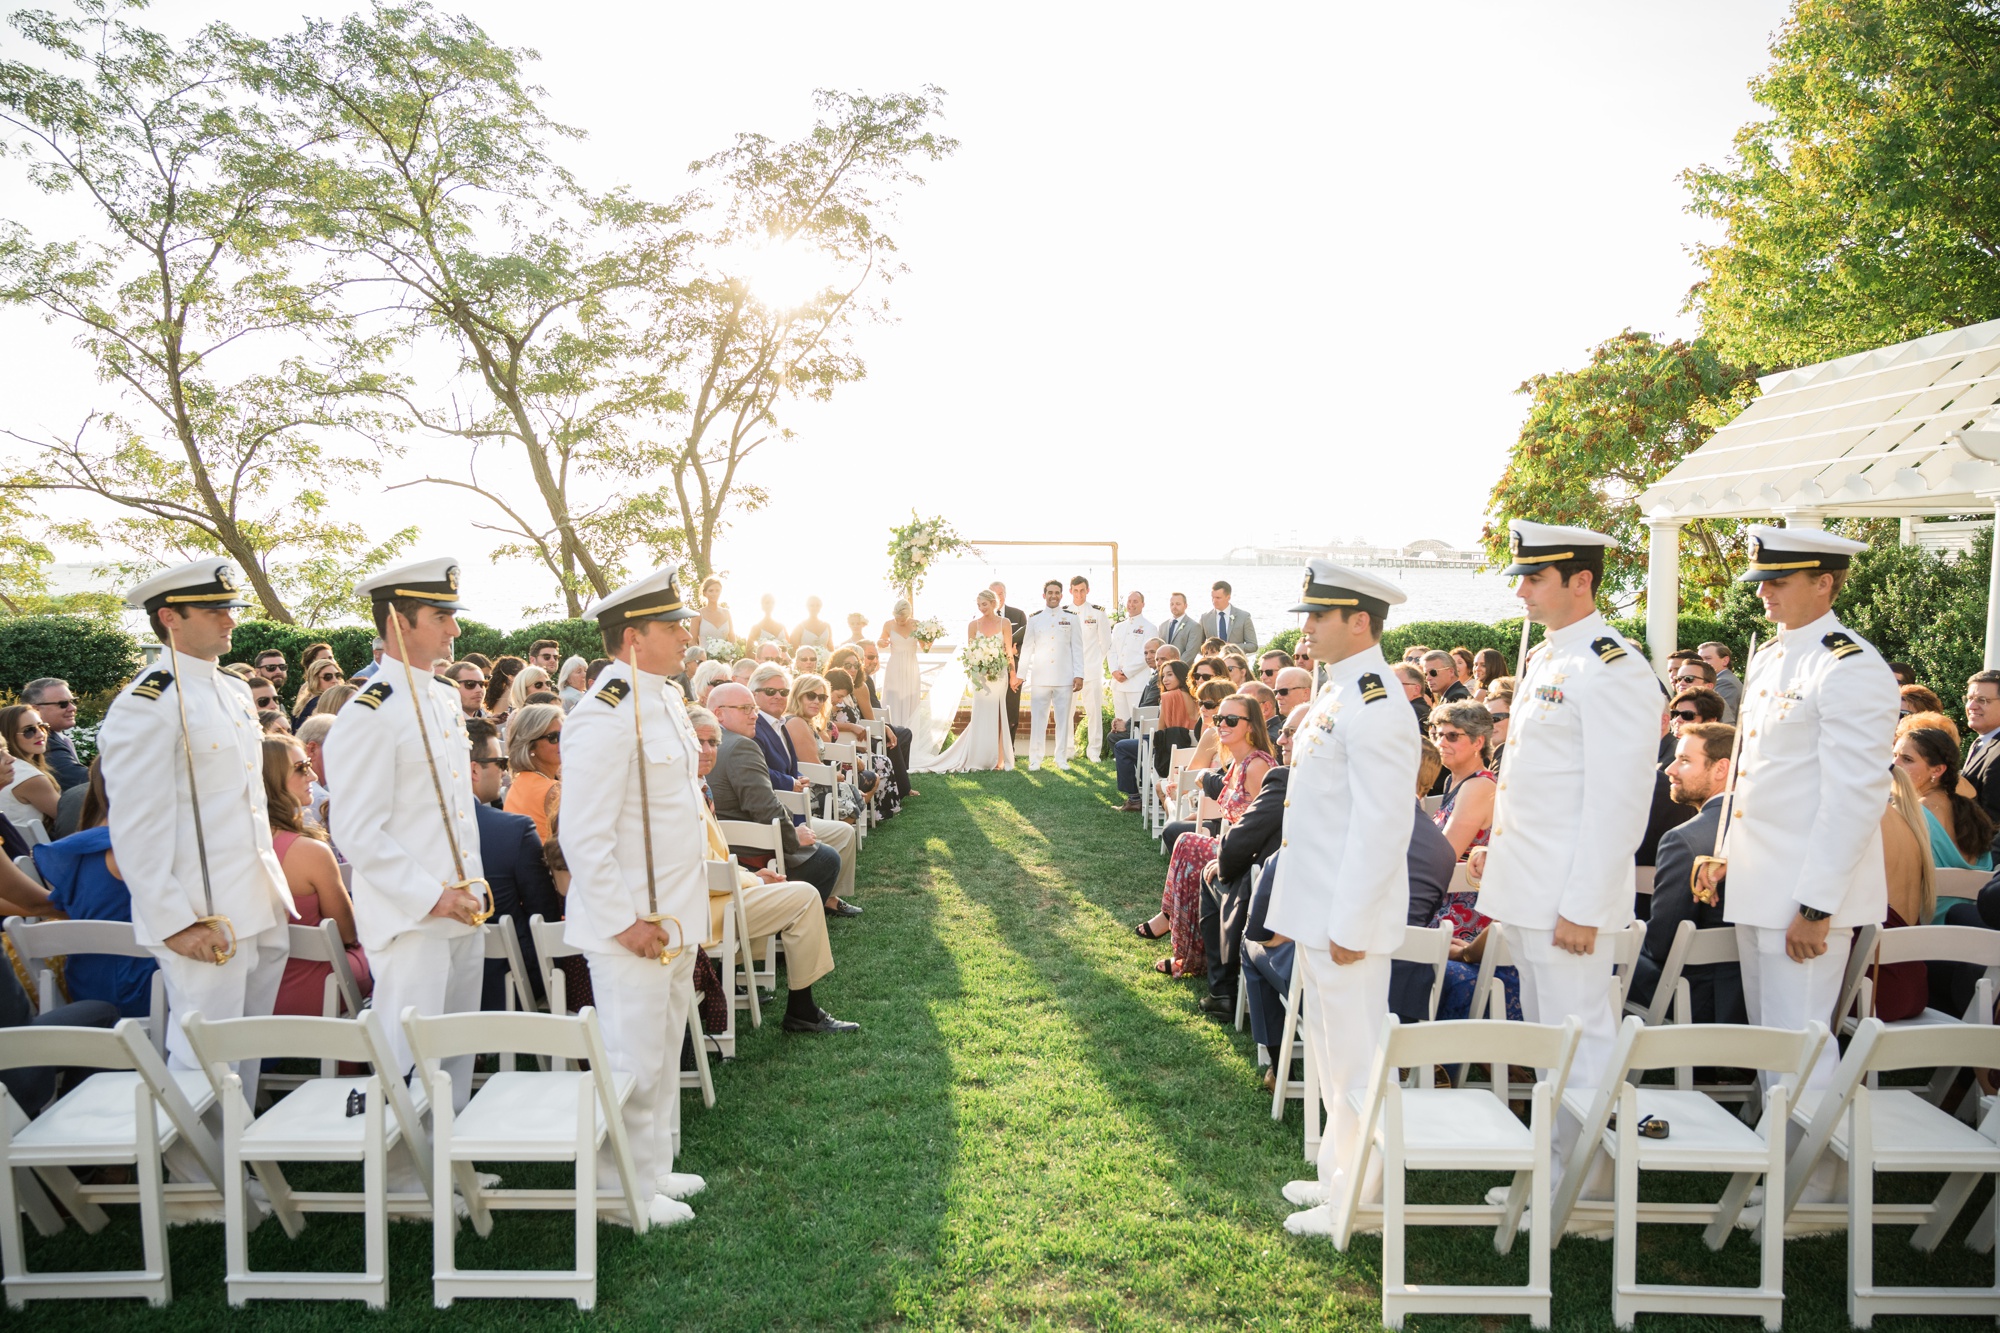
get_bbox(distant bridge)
[1226,544,1488,570]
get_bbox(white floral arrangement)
[960,632,1010,686]
[912,616,946,649]
[702,637,743,663]
[886,512,973,601]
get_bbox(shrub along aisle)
[8,764,1995,1329]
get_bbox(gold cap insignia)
[446,565,459,592]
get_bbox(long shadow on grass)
[9,806,965,1333]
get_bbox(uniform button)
[1734,811,1744,820]
[1748,730,1756,737]
[1499,783,1507,791]
[1282,840,1289,848]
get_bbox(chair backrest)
[1381,1014,1582,1085]
[0,1018,222,1184]
[1614,1015,1826,1081]
[1419,794,1443,816]
[1136,706,1159,724]
[1849,1014,2000,1078]
[1635,920,1741,1024]
[798,761,839,786]
[1933,866,1991,902]
[1872,922,2000,969]
[481,916,515,962]
[718,817,786,858]
[774,788,810,818]
[526,913,578,1013]
[1447,861,1472,894]
[1633,864,1656,898]
[12,854,40,887]
[821,741,859,768]
[1391,924,1454,1020]
[405,1006,626,1136]
[5,915,151,967]
[339,860,354,891]
[287,917,365,1018]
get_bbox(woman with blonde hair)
[503,703,564,842]
[262,734,371,1015]
[1874,765,1939,1020]
[507,665,552,713]
[312,682,359,719]
[696,577,734,646]
[291,653,349,726]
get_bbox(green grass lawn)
[12,761,1997,1329]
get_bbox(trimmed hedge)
[1263,612,1760,680]
[221,617,606,681]
[0,615,142,695]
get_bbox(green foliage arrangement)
[886,513,972,603]
[0,614,142,695]
[1834,527,1994,708]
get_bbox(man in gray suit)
[706,683,847,909]
[1200,580,1258,653]
[1156,592,1202,660]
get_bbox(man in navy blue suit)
[746,663,857,912]
[466,718,563,1008]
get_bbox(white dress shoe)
[1284,1204,1335,1237]
[1283,1179,1326,1206]
[647,1194,695,1228]
[656,1171,707,1200]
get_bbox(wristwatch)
[1796,904,1831,923]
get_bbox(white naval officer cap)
[1287,558,1408,619]
[125,557,253,613]
[1736,525,1868,583]
[353,555,469,612]
[1501,520,1620,576]
[585,565,699,629]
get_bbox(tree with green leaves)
[0,0,413,624]
[1481,330,1760,609]
[638,87,957,580]
[1686,0,2000,367]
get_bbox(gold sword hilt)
[195,914,238,965]
[450,877,494,925]
[639,913,686,965]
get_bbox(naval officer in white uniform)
[1698,526,1897,1196]
[559,566,710,1225]
[323,556,486,1110]
[1017,579,1083,770]
[1262,560,1419,1237]
[1470,522,1662,1199]
[1107,590,1157,731]
[1067,576,1111,761]
[98,560,296,1092]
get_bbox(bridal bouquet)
[913,616,946,649]
[960,633,1010,687]
[703,637,743,664]
[886,512,973,601]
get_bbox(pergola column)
[1983,494,2000,670]
[1780,510,1826,531]
[1644,516,1683,677]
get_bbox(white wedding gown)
[913,637,1014,774]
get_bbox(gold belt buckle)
[640,914,686,965]
[197,914,238,966]
[452,878,495,925]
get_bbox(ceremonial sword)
[629,669,687,965]
[163,624,236,965]
[387,615,493,925]
[1691,633,1759,905]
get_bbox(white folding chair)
[0,1019,221,1308]
[1623,922,1753,1098]
[799,760,842,823]
[1838,923,2000,1107]
[1551,1016,1827,1331]
[1337,1016,1582,1330]
[774,788,811,821]
[701,860,740,1059]
[1827,921,1883,1033]
[404,1008,645,1310]
[1419,793,1444,816]
[1460,921,1644,1098]
[1632,864,1655,901]
[10,856,39,888]
[1783,1019,2000,1325]
[3,915,167,1054]
[718,817,789,1005]
[1155,746,1195,843]
[529,917,712,1108]
[182,1009,447,1308]
[821,740,864,843]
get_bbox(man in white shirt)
[1108,591,1156,734]
[1067,576,1111,762]
[98,560,296,1096]
[324,557,485,1109]
[1016,580,1083,771]
[1264,560,1418,1237]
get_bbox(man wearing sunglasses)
[1262,559,1419,1238]
[747,663,858,914]
[20,678,87,790]
[1470,521,1661,1210]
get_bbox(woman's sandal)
[1153,957,1173,975]
[1133,919,1167,940]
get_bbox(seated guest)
[1669,657,1717,695]
[1450,646,1476,695]
[313,682,359,719]
[0,705,61,846]
[1876,767,1939,1021]
[747,666,858,900]
[484,655,525,723]
[1391,662,1430,730]
[584,657,610,686]
[707,683,853,913]
[1895,726,1995,905]
[792,646,822,677]
[1152,677,1236,840]
[1889,661,1917,687]
[730,657,757,686]
[1421,650,1468,703]
[1114,660,1192,811]
[835,643,913,802]
[1200,706,1294,1015]
[1485,679,1514,769]
[21,679,86,792]
[1256,649,1293,685]
[291,653,349,728]
[689,659,731,705]
[1471,648,1507,701]
[685,707,855,1033]
[502,702,564,842]
[1900,682,1945,719]
[1270,666,1315,731]
[556,655,590,710]
[1221,652,1251,688]
[296,712,336,832]
[444,660,488,719]
[1189,656,1227,693]
[826,668,898,817]
[1628,723,1745,1022]
[506,665,552,715]
[1428,702,1496,858]
[1135,692,1275,978]
[263,735,373,1016]
[466,717,562,1008]
[1670,686,1726,730]
[34,768,156,1017]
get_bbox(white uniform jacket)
[323,660,484,953]
[558,660,707,955]
[1476,612,1662,931]
[1071,602,1109,674]
[1108,613,1157,685]
[1020,607,1082,689]
[98,655,295,947]
[1264,643,1419,955]
[1724,612,1899,930]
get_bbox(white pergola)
[1638,316,2000,673]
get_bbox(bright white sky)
[1,0,1794,625]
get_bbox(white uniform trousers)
[1076,667,1105,760]
[1501,924,1618,1195]
[1028,684,1076,768]
[1111,681,1147,725]
[587,947,695,1190]
[153,923,288,1101]
[740,878,834,990]
[373,919,483,1111]
[1737,923,1853,1199]
[807,816,856,904]
[1299,948,1390,1208]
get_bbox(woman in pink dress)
[263,734,371,1015]
[1136,693,1275,978]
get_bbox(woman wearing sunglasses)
[503,703,564,842]
[290,655,352,729]
[1134,690,1275,978]
[0,704,60,845]
[262,734,372,1016]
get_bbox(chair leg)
[134,1080,170,1307]
[1271,968,1304,1121]
[1848,1094,1875,1329]
[1759,1087,1786,1330]
[1612,1088,1639,1331]
[1381,1125,1405,1329]
[735,894,761,1028]
[1529,1084,1551,1328]
[574,1074,598,1310]
[363,1080,388,1309]
[224,1082,251,1304]
[688,1006,715,1109]
[432,1076,457,1310]
[1913,1172,1980,1252]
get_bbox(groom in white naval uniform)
[1017,580,1083,770]
[1262,559,1419,1237]
[1471,521,1662,1214]
[1067,576,1111,761]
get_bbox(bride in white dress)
[913,589,1015,774]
